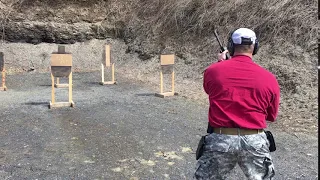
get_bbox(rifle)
[213,29,231,60]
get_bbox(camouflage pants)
[194,132,275,180]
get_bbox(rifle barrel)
[214,30,224,51]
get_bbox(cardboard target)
[104,45,111,67]
[50,54,72,77]
[100,44,116,85]
[160,54,174,66]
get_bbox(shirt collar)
[232,55,253,62]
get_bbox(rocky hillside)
[1,0,317,52]
[0,0,318,135]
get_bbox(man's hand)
[218,50,229,62]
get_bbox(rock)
[2,21,124,44]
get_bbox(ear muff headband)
[227,30,259,56]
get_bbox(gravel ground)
[0,39,317,137]
[0,71,318,180]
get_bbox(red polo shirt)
[203,55,280,129]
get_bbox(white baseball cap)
[231,28,257,45]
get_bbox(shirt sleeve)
[266,80,280,122]
[203,62,219,95]
[203,69,211,95]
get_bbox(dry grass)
[122,0,317,52]
[2,0,317,52]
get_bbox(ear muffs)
[227,31,235,56]
[227,30,259,56]
[252,38,259,55]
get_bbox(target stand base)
[49,101,75,109]
[54,84,71,88]
[0,86,7,91]
[99,81,117,85]
[155,92,178,98]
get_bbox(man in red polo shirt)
[194,28,280,179]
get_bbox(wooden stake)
[101,63,105,83]
[0,69,6,91]
[69,72,72,103]
[160,71,163,93]
[172,70,175,93]
[51,73,55,104]
[1,70,5,87]
[112,63,115,82]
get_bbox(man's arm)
[266,81,280,122]
[203,50,228,95]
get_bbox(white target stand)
[0,52,7,91]
[100,44,116,85]
[49,46,74,109]
[155,54,178,98]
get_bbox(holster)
[196,135,206,160]
[264,130,276,152]
[207,122,214,134]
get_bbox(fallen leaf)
[140,159,156,166]
[154,151,164,157]
[163,151,183,160]
[181,147,192,153]
[118,159,128,163]
[111,167,122,172]
[83,160,95,164]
